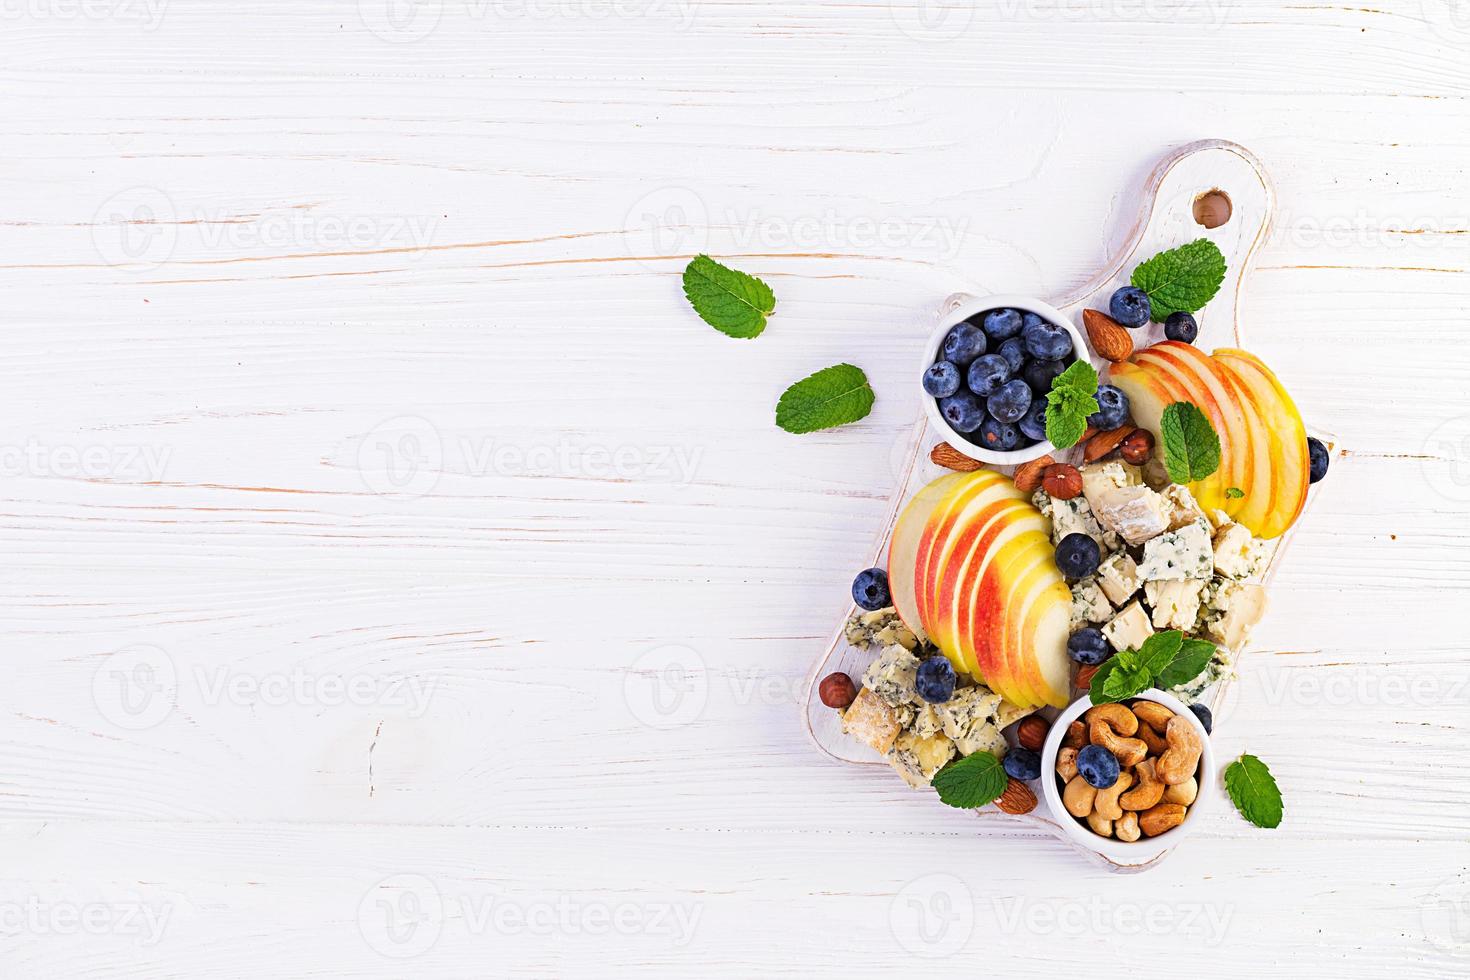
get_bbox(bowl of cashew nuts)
[1039,690,1214,861]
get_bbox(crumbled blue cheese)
[1091,484,1172,546]
[933,685,1009,758]
[1144,577,1206,631]
[1168,648,1235,704]
[1096,552,1141,606]
[1102,600,1154,652]
[910,702,944,739]
[1070,576,1113,628]
[887,730,957,788]
[844,606,918,650]
[1212,522,1273,581]
[862,645,921,707]
[1201,582,1268,651]
[1081,460,1142,509]
[1161,484,1207,531]
[1032,490,1121,553]
[1138,518,1214,581]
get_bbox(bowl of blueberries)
[921,295,1092,465]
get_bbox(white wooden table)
[3,2,1468,975]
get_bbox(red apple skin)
[929,497,1035,677]
[965,534,1070,708]
[913,474,996,636]
[951,516,1049,705]
[888,473,967,641]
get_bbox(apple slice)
[929,496,1037,674]
[888,472,967,641]
[912,473,999,635]
[968,533,1062,707]
[948,508,1049,702]
[1214,349,1309,538]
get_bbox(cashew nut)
[1119,758,1165,811]
[1062,719,1087,750]
[1093,769,1133,820]
[1063,774,1097,818]
[1157,715,1204,785]
[1137,723,1169,756]
[1115,811,1141,843]
[1131,700,1174,732]
[1163,775,1198,806]
[1086,811,1114,838]
[1085,703,1148,768]
[1055,746,1078,783]
[1139,801,1188,837]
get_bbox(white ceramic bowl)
[921,294,1089,466]
[1039,690,1215,862]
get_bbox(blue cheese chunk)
[910,702,944,739]
[1138,518,1214,581]
[887,730,957,788]
[1081,460,1142,510]
[1169,648,1235,704]
[934,686,1009,758]
[1143,578,1206,631]
[1161,484,1207,531]
[1070,576,1113,628]
[844,606,919,651]
[1097,552,1141,606]
[1091,484,1172,546]
[1212,522,1273,581]
[861,645,921,707]
[1032,490,1121,554]
[1101,600,1154,652]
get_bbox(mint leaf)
[1158,639,1216,690]
[1044,361,1100,449]
[1131,238,1227,321]
[682,255,775,339]
[1100,662,1151,702]
[1160,402,1222,483]
[1226,486,1244,499]
[775,363,874,434]
[932,751,1008,809]
[1134,630,1184,677]
[1224,754,1283,829]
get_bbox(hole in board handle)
[1193,190,1232,229]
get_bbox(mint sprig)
[775,363,875,434]
[932,750,1008,809]
[682,255,775,339]
[1226,486,1244,499]
[1131,238,1226,321]
[1224,754,1283,828]
[1044,360,1100,449]
[1089,630,1216,704]
[1160,402,1222,484]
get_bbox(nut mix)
[1056,700,1203,841]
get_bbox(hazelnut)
[818,672,857,710]
[1016,716,1049,752]
[1120,429,1155,465]
[1042,463,1083,500]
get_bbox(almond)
[1083,309,1134,363]
[1084,425,1136,462]
[930,442,983,472]
[996,777,1038,815]
[1075,664,1101,690]
[1012,454,1054,493]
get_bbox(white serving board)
[801,140,1343,872]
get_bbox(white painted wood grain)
[1,0,1469,974]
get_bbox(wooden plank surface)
[1,0,1468,974]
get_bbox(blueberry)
[915,657,956,703]
[1067,628,1110,665]
[939,392,986,433]
[1077,744,1120,788]
[980,308,1023,341]
[1164,311,1198,344]
[1307,436,1329,484]
[1022,357,1067,395]
[851,567,890,611]
[1003,747,1042,781]
[1054,532,1101,578]
[1086,384,1130,430]
[1189,702,1214,734]
[922,360,961,398]
[1110,286,1151,328]
[997,337,1027,374]
[987,379,1033,424]
[942,322,987,366]
[966,354,1012,397]
[1022,317,1073,361]
[979,416,1021,452]
[1018,400,1049,442]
